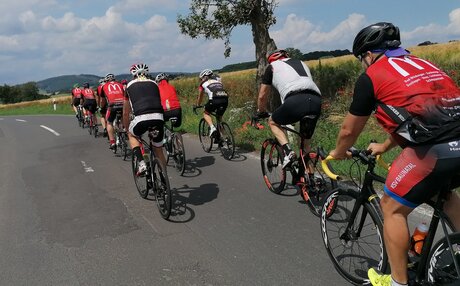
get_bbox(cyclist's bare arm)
[330,112,369,159]
[122,99,131,131]
[256,83,271,112]
[196,90,204,106]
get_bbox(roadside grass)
[0,95,73,115]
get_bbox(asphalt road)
[0,115,358,285]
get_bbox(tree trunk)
[250,1,279,111]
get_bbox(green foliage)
[311,60,361,98]
[0,82,48,104]
[285,48,303,60]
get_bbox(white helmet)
[105,73,115,82]
[130,63,149,77]
[155,72,169,83]
[199,69,213,79]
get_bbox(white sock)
[391,277,407,286]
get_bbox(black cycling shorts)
[72,97,81,107]
[106,104,123,123]
[164,108,182,128]
[205,97,228,117]
[129,114,164,147]
[271,92,321,139]
[83,99,97,114]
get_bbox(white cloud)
[271,13,366,52]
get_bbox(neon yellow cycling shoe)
[368,268,392,286]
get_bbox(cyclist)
[155,73,182,127]
[81,82,97,127]
[71,83,83,117]
[255,49,322,169]
[194,69,228,137]
[96,78,108,137]
[100,73,124,150]
[121,79,128,91]
[122,63,166,174]
[328,22,460,286]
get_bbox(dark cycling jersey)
[125,77,163,116]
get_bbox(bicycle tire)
[320,188,388,285]
[150,158,172,220]
[94,125,98,138]
[120,132,128,161]
[88,122,93,135]
[198,118,212,153]
[219,122,235,160]
[301,152,338,217]
[426,232,460,285]
[172,133,186,175]
[260,139,286,194]
[131,152,149,199]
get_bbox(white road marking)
[15,119,27,122]
[40,125,60,136]
[81,161,94,173]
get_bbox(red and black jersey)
[81,88,95,100]
[125,77,163,116]
[71,87,82,99]
[101,81,124,105]
[157,80,181,111]
[350,54,460,145]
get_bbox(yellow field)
[0,94,71,109]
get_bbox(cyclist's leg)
[380,195,413,284]
[203,101,216,133]
[445,192,460,231]
[106,107,116,147]
[214,98,228,134]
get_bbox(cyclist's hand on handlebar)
[367,142,387,156]
[329,149,351,160]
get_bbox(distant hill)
[36,72,192,94]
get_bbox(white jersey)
[200,77,228,100]
[270,58,321,103]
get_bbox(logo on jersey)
[108,84,122,93]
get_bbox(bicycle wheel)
[171,133,186,175]
[260,139,286,194]
[88,121,93,135]
[150,158,172,220]
[300,152,338,217]
[320,188,387,285]
[198,118,212,153]
[120,132,128,161]
[426,232,460,285]
[94,125,98,138]
[219,122,235,160]
[131,152,149,199]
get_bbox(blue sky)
[1,0,459,85]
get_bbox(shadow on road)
[180,155,215,178]
[168,183,220,223]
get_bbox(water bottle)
[411,222,429,255]
[143,149,150,163]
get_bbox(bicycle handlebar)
[321,147,391,180]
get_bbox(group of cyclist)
[69,21,460,286]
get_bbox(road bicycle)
[131,127,172,220]
[193,105,235,160]
[252,114,337,217]
[320,147,388,285]
[113,111,129,160]
[76,105,84,128]
[321,147,460,285]
[163,117,186,176]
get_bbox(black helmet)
[83,82,89,88]
[352,22,401,58]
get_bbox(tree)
[177,0,278,85]
[285,48,303,60]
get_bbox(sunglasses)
[357,53,368,62]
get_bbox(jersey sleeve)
[261,65,273,85]
[349,73,376,116]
